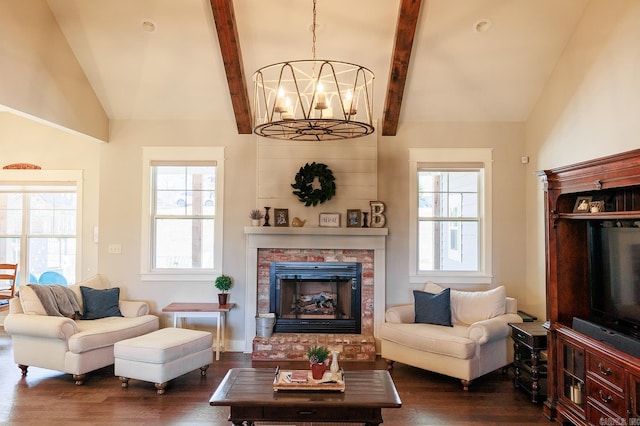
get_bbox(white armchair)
[4,274,159,385]
[380,283,522,390]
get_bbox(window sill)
[410,273,493,286]
[140,271,220,282]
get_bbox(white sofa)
[380,282,522,390]
[4,274,159,385]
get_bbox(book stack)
[290,370,309,383]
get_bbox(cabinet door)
[558,337,586,411]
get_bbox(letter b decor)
[370,201,386,228]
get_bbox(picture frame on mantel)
[274,208,289,227]
[346,209,361,227]
[319,213,340,228]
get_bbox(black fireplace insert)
[269,261,362,334]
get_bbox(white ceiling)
[45,0,589,126]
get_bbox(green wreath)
[291,162,336,206]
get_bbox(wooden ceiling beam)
[210,0,252,134]
[382,0,422,136]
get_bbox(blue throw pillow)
[80,286,123,320]
[414,288,452,327]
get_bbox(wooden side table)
[162,302,235,361]
[509,321,548,403]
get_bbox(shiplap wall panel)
[257,183,377,200]
[255,134,378,226]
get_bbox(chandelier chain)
[312,0,317,60]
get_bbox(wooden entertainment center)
[538,149,640,425]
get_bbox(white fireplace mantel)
[244,226,388,352]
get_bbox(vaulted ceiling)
[45,0,589,136]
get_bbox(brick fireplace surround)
[244,227,387,362]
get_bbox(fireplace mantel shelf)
[244,227,388,236]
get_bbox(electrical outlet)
[108,244,122,254]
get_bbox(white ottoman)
[114,327,213,394]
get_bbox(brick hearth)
[252,248,376,361]
[252,334,376,361]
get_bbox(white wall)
[256,134,378,225]
[96,119,255,350]
[0,112,102,278]
[0,111,532,346]
[0,0,108,141]
[525,0,640,321]
[379,122,530,312]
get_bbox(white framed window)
[140,147,224,281]
[0,170,83,286]
[409,148,492,285]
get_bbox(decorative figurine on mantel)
[263,207,271,226]
[370,201,386,228]
[291,217,307,227]
[362,211,369,228]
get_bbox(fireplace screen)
[270,262,361,333]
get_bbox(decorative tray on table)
[272,367,345,392]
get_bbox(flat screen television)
[587,221,640,340]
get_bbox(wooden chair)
[0,263,18,300]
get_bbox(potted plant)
[307,345,330,379]
[249,209,264,226]
[215,274,233,305]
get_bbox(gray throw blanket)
[27,284,82,319]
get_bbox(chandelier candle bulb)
[343,91,357,115]
[315,92,327,109]
[343,101,356,116]
[274,99,286,113]
[274,88,288,113]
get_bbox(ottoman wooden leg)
[119,377,130,388]
[200,364,210,376]
[18,364,28,376]
[73,374,86,385]
[155,382,168,394]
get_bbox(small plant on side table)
[215,274,233,305]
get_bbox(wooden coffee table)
[209,368,402,425]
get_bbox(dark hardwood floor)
[0,332,550,425]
